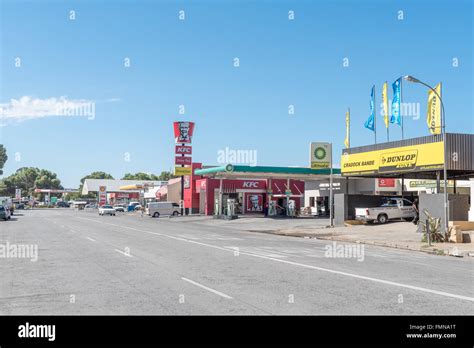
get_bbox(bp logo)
[314,147,327,160]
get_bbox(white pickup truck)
[355,198,416,224]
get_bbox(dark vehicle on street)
[0,205,11,220]
[57,201,70,208]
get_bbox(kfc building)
[184,163,338,216]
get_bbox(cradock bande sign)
[341,141,444,175]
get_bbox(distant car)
[15,203,25,210]
[57,201,70,208]
[85,204,97,209]
[0,205,11,220]
[146,202,180,218]
[99,205,116,216]
[113,205,125,212]
[127,202,142,212]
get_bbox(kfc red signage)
[243,181,259,188]
[173,121,195,144]
[175,156,192,165]
[175,145,192,155]
[378,178,396,187]
[222,180,265,190]
[246,194,263,212]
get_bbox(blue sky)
[1,0,472,187]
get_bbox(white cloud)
[0,96,96,122]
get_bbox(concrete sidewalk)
[239,220,474,257]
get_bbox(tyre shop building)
[337,133,474,230]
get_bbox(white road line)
[114,249,132,257]
[181,277,233,299]
[86,237,96,242]
[75,216,474,303]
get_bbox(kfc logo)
[246,194,263,212]
[243,181,258,188]
[173,121,195,144]
[175,145,192,154]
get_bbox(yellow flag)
[382,82,389,128]
[344,109,350,148]
[427,82,442,135]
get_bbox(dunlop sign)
[379,150,418,172]
[341,141,444,175]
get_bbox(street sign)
[310,142,332,169]
[99,186,107,206]
[175,145,192,155]
[174,166,192,176]
[175,156,192,165]
[51,197,58,204]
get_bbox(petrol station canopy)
[194,164,341,180]
[340,133,474,180]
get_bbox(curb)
[246,229,473,258]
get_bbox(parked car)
[355,198,416,224]
[0,205,11,220]
[99,205,116,216]
[15,203,25,210]
[113,205,125,212]
[57,201,70,208]
[146,202,180,218]
[84,204,97,209]
[128,202,142,212]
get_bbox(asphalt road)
[1,209,473,315]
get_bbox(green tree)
[0,145,7,176]
[157,170,177,181]
[121,172,160,181]
[0,167,63,198]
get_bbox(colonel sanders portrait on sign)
[174,121,195,144]
[247,194,263,212]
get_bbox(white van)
[146,202,180,218]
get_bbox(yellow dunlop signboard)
[174,166,192,176]
[341,141,444,175]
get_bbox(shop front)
[184,163,337,216]
[193,177,304,216]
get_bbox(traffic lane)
[63,212,474,314]
[73,210,474,300]
[0,210,262,315]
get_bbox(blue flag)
[391,77,401,125]
[364,85,375,131]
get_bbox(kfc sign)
[243,181,259,188]
[173,121,195,144]
[175,145,192,155]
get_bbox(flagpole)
[374,85,377,144]
[400,77,404,140]
[348,107,351,148]
[387,81,390,142]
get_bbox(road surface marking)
[114,249,132,257]
[86,237,96,242]
[75,216,474,302]
[181,277,233,299]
